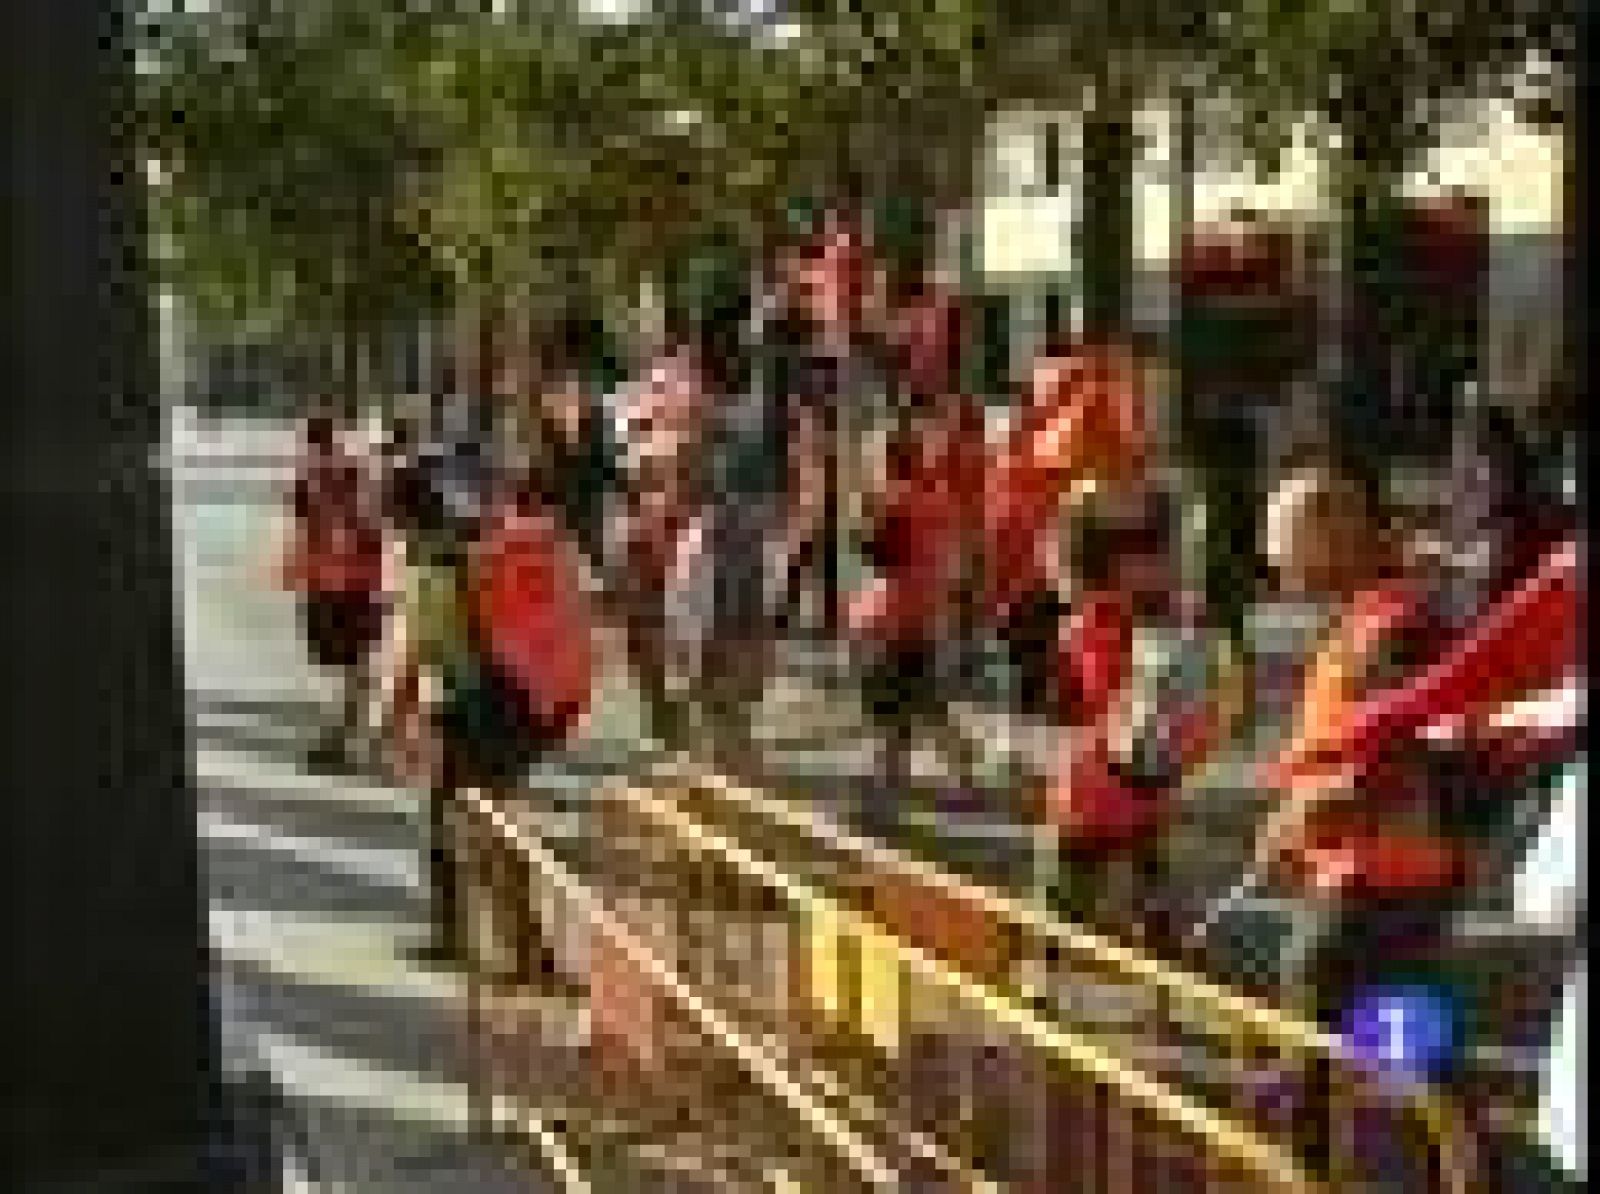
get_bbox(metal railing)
[455,787,998,1193]
[633,762,1482,1193]
[444,764,1487,1191]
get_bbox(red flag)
[1333,538,1581,778]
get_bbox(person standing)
[612,333,714,752]
[391,322,506,965]
[443,454,596,988]
[669,307,791,774]
[847,258,989,808]
[514,317,624,594]
[367,411,436,787]
[772,209,875,639]
[281,411,388,770]
[982,339,1153,716]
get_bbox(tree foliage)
[141,2,451,349]
[140,0,1571,359]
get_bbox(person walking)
[367,411,436,787]
[443,454,596,988]
[281,411,388,771]
[388,322,507,965]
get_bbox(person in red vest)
[982,338,1153,715]
[1249,459,1460,899]
[1037,493,1222,935]
[1264,534,1582,828]
[851,283,985,800]
[282,412,389,770]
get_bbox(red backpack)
[472,499,596,741]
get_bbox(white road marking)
[201,807,422,890]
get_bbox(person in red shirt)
[282,412,388,769]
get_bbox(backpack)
[472,499,595,740]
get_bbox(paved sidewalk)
[181,445,577,1191]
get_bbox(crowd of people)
[275,215,1582,1181]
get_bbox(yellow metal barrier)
[457,789,1000,1194]
[654,762,1479,1194]
[614,778,1325,1193]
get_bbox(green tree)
[1216,2,1565,463]
[142,1,454,413]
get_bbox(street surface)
[177,412,569,1190]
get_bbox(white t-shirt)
[1511,754,1585,1180]
[1513,754,1584,932]
[1541,964,1585,1179]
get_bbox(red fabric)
[888,285,967,398]
[982,454,1061,624]
[1404,194,1488,290]
[1055,591,1134,724]
[1273,545,1581,900]
[1178,226,1295,299]
[1293,831,1472,898]
[980,347,1151,625]
[1335,539,1582,775]
[474,501,595,736]
[1044,730,1167,849]
[849,398,986,645]
[1258,578,1436,793]
[1020,347,1150,483]
[281,449,384,596]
